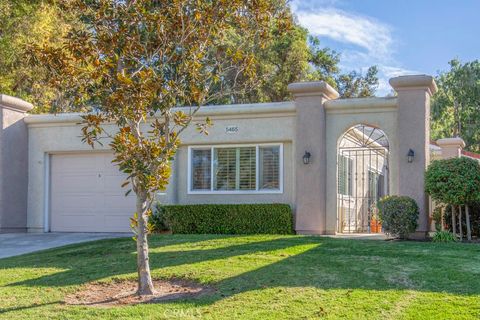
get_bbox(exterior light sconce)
[303,151,311,165]
[407,149,415,163]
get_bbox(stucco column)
[390,75,437,239]
[437,137,465,159]
[0,94,33,233]
[288,82,339,234]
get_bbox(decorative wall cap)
[436,137,466,148]
[287,81,339,100]
[25,101,296,125]
[389,75,438,95]
[325,96,397,112]
[0,94,33,113]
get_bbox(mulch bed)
[65,278,215,307]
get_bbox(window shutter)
[214,148,237,190]
[238,147,256,190]
[191,149,211,190]
[191,144,282,193]
[338,155,346,195]
[259,146,280,190]
[338,155,353,196]
[347,157,353,196]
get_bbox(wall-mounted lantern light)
[407,149,415,163]
[303,151,311,165]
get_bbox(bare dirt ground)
[65,279,215,307]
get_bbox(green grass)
[1,235,480,319]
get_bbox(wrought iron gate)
[337,124,389,233]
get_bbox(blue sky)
[291,0,480,95]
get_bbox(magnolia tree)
[425,157,480,241]
[31,0,289,295]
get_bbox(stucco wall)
[21,75,436,235]
[25,102,295,232]
[0,108,30,232]
[0,95,33,233]
[324,97,399,234]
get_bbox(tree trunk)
[466,205,472,241]
[136,189,155,296]
[441,206,445,231]
[458,205,463,240]
[451,205,456,237]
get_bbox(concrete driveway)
[0,233,130,259]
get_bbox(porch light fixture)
[407,149,415,163]
[303,151,311,165]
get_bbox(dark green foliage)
[152,204,294,235]
[336,65,379,98]
[433,203,480,237]
[150,205,170,232]
[425,157,480,205]
[432,231,457,243]
[431,59,480,152]
[432,204,445,231]
[377,196,419,239]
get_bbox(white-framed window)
[188,143,283,194]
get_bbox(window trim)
[187,143,284,195]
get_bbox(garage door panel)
[53,174,103,193]
[104,174,130,192]
[50,153,135,232]
[104,195,136,209]
[103,160,122,174]
[52,154,104,172]
[51,215,97,230]
[104,215,132,230]
[51,194,102,210]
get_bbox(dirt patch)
[65,279,215,307]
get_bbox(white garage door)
[50,153,136,232]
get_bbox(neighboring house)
[0,74,474,236]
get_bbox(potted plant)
[370,204,382,233]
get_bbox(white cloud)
[292,6,393,62]
[376,66,420,96]
[380,66,419,78]
[290,2,419,96]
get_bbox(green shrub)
[425,157,480,205]
[150,205,170,232]
[432,231,457,243]
[377,196,419,239]
[433,203,480,238]
[432,204,445,232]
[152,203,294,234]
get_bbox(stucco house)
[0,74,473,236]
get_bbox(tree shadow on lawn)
[1,235,298,287]
[3,235,480,303]
[0,301,60,315]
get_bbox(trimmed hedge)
[153,203,294,234]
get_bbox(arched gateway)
[337,124,389,233]
[289,75,437,237]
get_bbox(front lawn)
[0,235,479,319]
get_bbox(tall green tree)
[425,157,480,240]
[225,24,379,103]
[216,19,342,104]
[336,66,379,98]
[431,59,480,152]
[0,0,78,113]
[32,0,289,295]
[4,1,377,112]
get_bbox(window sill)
[187,190,283,195]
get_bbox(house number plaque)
[225,125,239,134]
